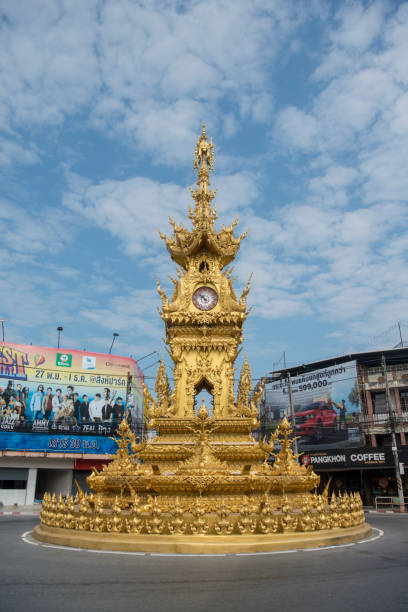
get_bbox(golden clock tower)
[36,126,368,553]
[153,124,252,419]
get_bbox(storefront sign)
[301,447,395,469]
[0,431,117,454]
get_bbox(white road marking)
[20,526,384,556]
[21,530,39,546]
[42,544,83,551]
[357,528,384,544]
[151,553,227,557]
[88,549,146,555]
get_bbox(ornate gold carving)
[194,123,215,175]
[279,496,297,533]
[125,496,144,534]
[76,496,90,531]
[237,496,257,534]
[168,497,187,535]
[55,493,65,528]
[258,494,279,534]
[146,497,165,534]
[214,498,234,535]
[190,497,210,535]
[237,354,252,414]
[90,496,106,532]
[106,496,123,533]
[298,496,315,532]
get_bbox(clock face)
[192,286,218,311]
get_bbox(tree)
[348,380,360,408]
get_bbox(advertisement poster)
[0,341,144,431]
[262,361,363,450]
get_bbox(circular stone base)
[32,523,372,554]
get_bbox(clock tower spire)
[155,125,252,418]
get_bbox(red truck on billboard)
[294,401,338,441]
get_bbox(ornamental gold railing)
[40,491,365,535]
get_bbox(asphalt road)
[0,514,407,612]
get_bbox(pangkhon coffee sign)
[300,447,395,470]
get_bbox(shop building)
[262,348,408,506]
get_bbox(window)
[400,389,408,411]
[372,392,387,414]
[199,261,209,272]
[0,480,26,489]
[194,381,214,416]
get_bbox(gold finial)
[197,398,209,421]
[236,354,252,415]
[193,123,214,175]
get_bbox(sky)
[1,0,408,387]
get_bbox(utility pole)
[125,372,132,408]
[270,369,298,454]
[0,319,5,342]
[397,321,403,347]
[382,355,405,512]
[287,372,298,455]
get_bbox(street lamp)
[270,370,298,455]
[57,326,63,348]
[108,333,119,355]
[0,319,5,342]
[382,355,405,513]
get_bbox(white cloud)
[1,0,407,367]
[330,1,385,51]
[0,135,39,166]
[114,98,206,166]
[0,1,100,128]
[267,1,408,345]
[0,198,76,254]
[63,174,187,257]
[0,0,303,165]
[80,288,161,339]
[63,169,261,259]
[276,107,319,149]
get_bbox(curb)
[0,511,41,516]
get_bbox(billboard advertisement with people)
[0,342,144,441]
[262,361,363,450]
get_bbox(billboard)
[0,341,144,430]
[262,361,363,450]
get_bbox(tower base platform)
[33,523,372,554]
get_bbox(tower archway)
[194,378,214,416]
